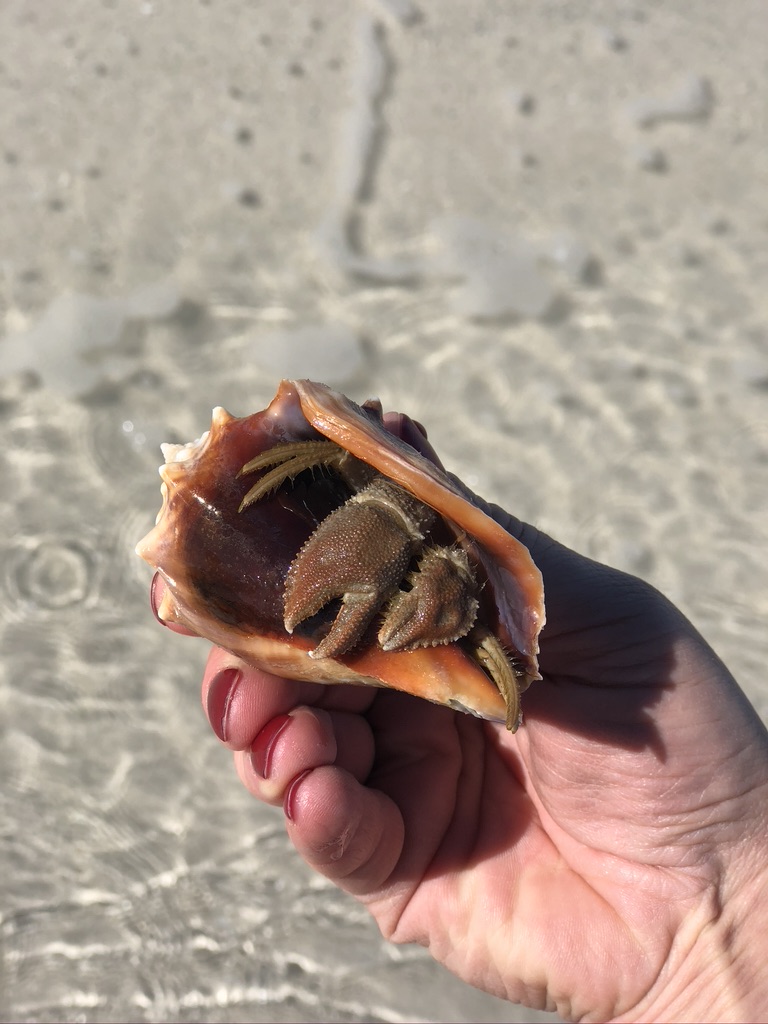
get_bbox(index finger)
[381,411,445,468]
[201,646,378,752]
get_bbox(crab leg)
[238,440,345,511]
[471,629,523,731]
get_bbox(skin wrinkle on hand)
[323,822,354,864]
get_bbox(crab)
[136,380,544,730]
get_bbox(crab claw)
[284,477,435,659]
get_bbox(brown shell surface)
[136,380,545,724]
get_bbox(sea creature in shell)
[136,380,545,729]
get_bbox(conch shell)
[136,380,544,727]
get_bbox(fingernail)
[250,714,292,779]
[284,769,312,823]
[399,416,444,468]
[150,572,165,622]
[150,572,195,635]
[206,668,242,743]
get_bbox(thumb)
[285,764,405,899]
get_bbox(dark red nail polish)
[250,714,292,779]
[150,572,195,635]
[150,572,165,622]
[206,668,242,743]
[284,769,312,823]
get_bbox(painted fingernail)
[284,769,312,823]
[150,572,165,622]
[250,714,292,780]
[206,668,242,743]
[150,572,195,634]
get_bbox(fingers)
[199,643,407,897]
[202,646,317,748]
[202,650,402,897]
[150,572,196,635]
[233,705,375,804]
[284,764,405,897]
[382,411,445,469]
[201,646,377,748]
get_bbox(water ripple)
[6,536,98,613]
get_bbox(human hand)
[158,415,768,1022]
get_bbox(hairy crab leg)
[238,440,345,511]
[471,629,523,731]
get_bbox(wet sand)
[1,2,766,1021]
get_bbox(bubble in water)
[121,419,148,450]
[9,538,95,611]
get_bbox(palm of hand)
[361,690,701,1021]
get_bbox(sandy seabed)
[1,2,766,1021]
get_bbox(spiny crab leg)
[238,440,345,511]
[471,629,523,731]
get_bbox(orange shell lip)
[136,379,545,724]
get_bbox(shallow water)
[1,2,767,1021]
